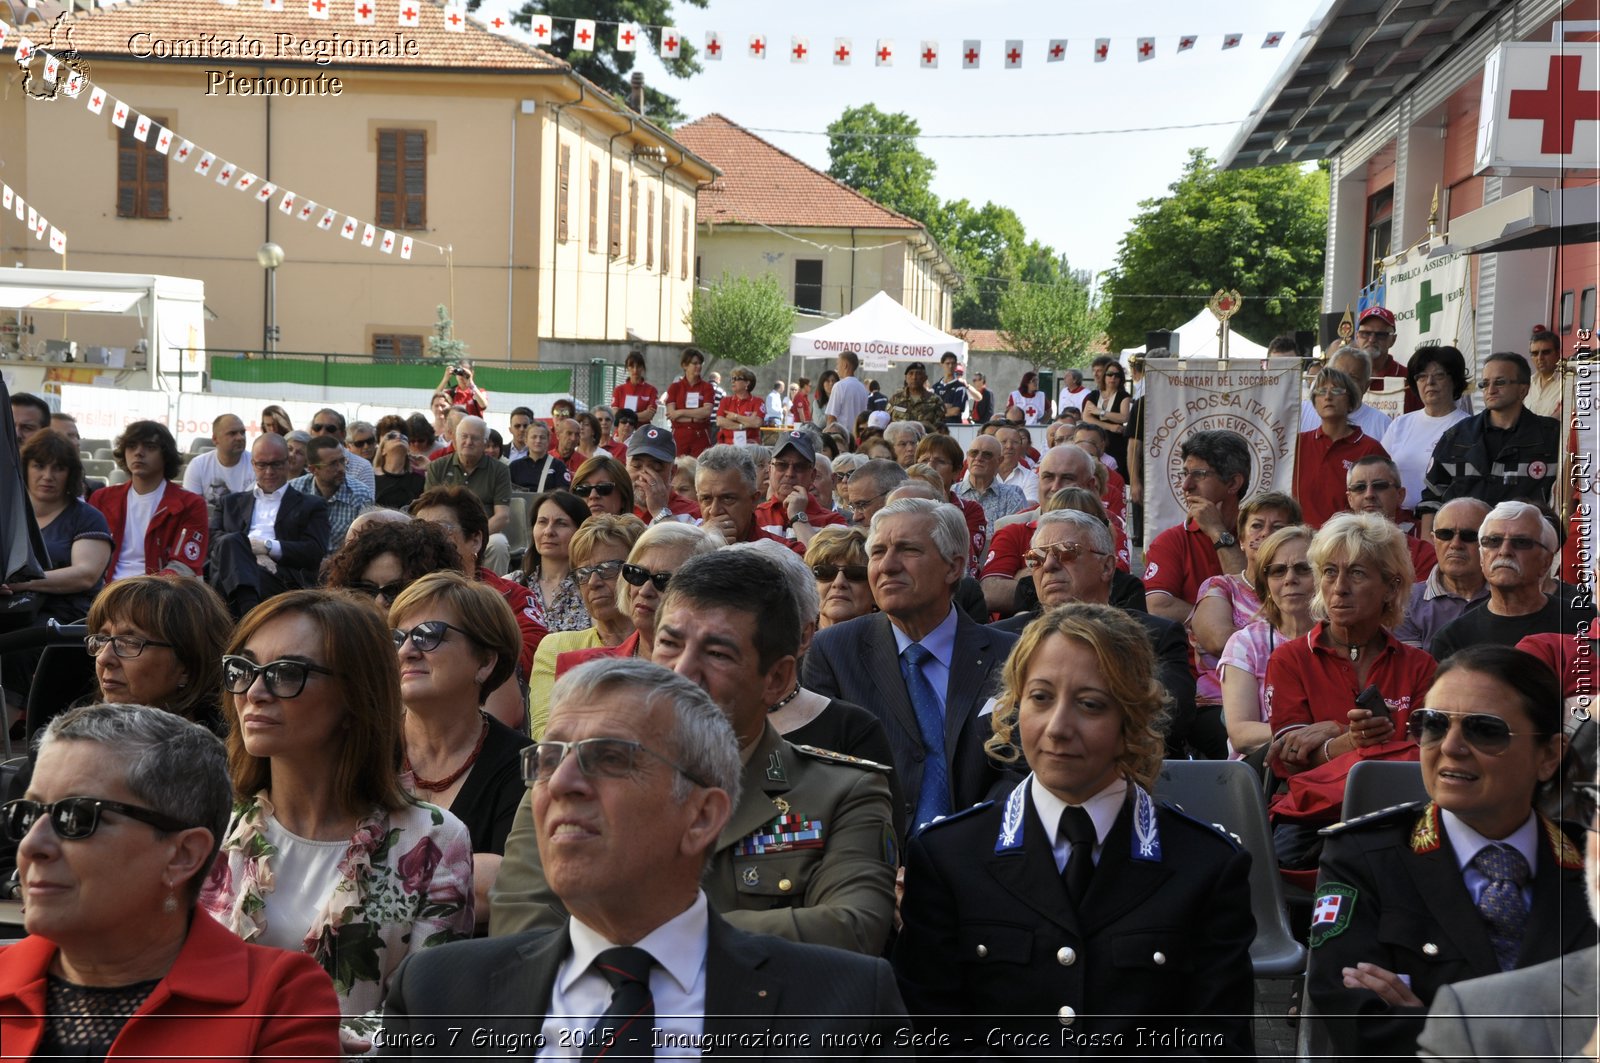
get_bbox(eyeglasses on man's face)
[222,655,336,698]
[1024,541,1108,568]
[521,738,711,789]
[1478,534,1546,553]
[311,422,342,435]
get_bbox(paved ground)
[1255,977,1302,1059]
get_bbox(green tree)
[1101,148,1328,349]
[999,277,1105,374]
[825,105,941,223]
[929,199,1029,329]
[426,304,469,365]
[687,273,793,368]
[496,0,708,124]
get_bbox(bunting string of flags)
[3,19,441,263]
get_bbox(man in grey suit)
[381,659,905,1058]
[1417,776,1600,1062]
[804,497,1018,837]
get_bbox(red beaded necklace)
[406,714,490,792]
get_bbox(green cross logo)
[1415,280,1444,333]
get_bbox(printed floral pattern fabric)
[519,566,590,633]
[198,791,474,1039]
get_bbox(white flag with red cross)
[1004,40,1023,68]
[790,37,809,63]
[527,15,552,44]
[443,5,465,32]
[262,0,283,13]
[659,27,680,58]
[133,114,151,142]
[1047,39,1066,62]
[1137,37,1156,62]
[961,40,979,68]
[874,40,892,67]
[307,0,328,20]
[26,206,35,232]
[298,199,318,222]
[14,36,33,65]
[87,87,106,114]
[110,100,129,128]
[1178,35,1197,53]
[352,0,374,25]
[49,226,65,255]
[235,171,257,193]
[154,127,172,154]
[832,38,851,65]
[919,40,938,68]
[63,71,85,97]
[254,182,277,204]
[381,230,397,254]
[361,223,376,247]
[41,52,58,83]
[1094,38,1110,62]
[397,1,419,28]
[33,211,45,239]
[400,236,414,259]
[195,152,216,176]
[748,34,766,60]
[0,22,9,51]
[317,207,337,230]
[175,140,195,163]
[703,31,722,60]
[12,196,22,222]
[1263,31,1285,48]
[1222,34,1242,49]
[279,190,298,215]
[1,185,10,210]
[482,12,509,34]
[340,216,359,239]
[571,19,595,50]
[616,23,639,51]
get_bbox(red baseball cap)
[1358,307,1396,329]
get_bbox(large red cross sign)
[1509,54,1600,156]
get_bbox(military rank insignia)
[732,811,825,856]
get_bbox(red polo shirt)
[1264,622,1436,734]
[716,394,767,446]
[755,495,845,542]
[665,378,716,457]
[1143,519,1223,607]
[1293,426,1390,529]
[611,381,660,420]
[1406,534,1437,581]
[633,491,702,524]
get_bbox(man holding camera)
[436,363,488,418]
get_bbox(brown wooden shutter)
[588,158,600,253]
[376,129,426,230]
[645,188,655,269]
[557,143,570,243]
[628,177,639,263]
[660,193,671,275]
[609,166,623,257]
[116,115,170,219]
[680,205,689,280]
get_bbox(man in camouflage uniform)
[888,362,947,435]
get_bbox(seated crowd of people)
[0,332,1594,1060]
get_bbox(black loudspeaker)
[1319,312,1347,351]
[1145,329,1177,356]
[1295,330,1317,357]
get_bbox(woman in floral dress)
[199,589,473,1052]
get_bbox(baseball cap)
[626,424,675,463]
[866,411,891,430]
[1358,307,1396,329]
[773,430,816,463]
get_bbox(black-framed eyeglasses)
[311,422,341,434]
[2,796,195,842]
[252,459,288,471]
[521,738,712,789]
[221,655,336,698]
[1478,534,1546,552]
[812,562,869,582]
[86,634,173,659]
[1405,708,1537,756]
[392,620,474,654]
[1263,561,1314,579]
[573,482,617,498]
[1346,480,1395,494]
[350,579,411,602]
[574,560,625,583]
[621,563,672,591]
[848,490,889,515]
[1433,527,1479,544]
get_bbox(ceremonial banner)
[1384,248,1471,356]
[1141,358,1302,544]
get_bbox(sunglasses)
[1024,542,1108,567]
[2,796,193,842]
[349,579,411,601]
[349,437,377,448]
[1405,708,1538,755]
[1264,561,1314,579]
[222,655,336,698]
[812,563,869,582]
[1478,534,1546,552]
[574,560,625,583]
[1346,480,1395,494]
[85,634,173,659]
[392,620,473,654]
[521,738,711,788]
[573,482,618,498]
[1433,527,1479,544]
[621,563,672,591]
[311,423,342,434]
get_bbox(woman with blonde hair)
[805,526,873,629]
[1219,524,1316,758]
[199,590,473,1049]
[894,602,1255,1053]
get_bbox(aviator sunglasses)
[1405,708,1539,756]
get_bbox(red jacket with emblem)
[89,481,209,583]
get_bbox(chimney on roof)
[629,71,645,115]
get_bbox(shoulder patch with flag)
[1309,882,1357,947]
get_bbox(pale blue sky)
[483,0,1327,279]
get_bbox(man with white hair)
[1394,497,1491,650]
[1430,500,1595,660]
[425,414,513,573]
[1300,347,1392,438]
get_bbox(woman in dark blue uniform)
[1306,644,1596,1058]
[893,602,1255,1057]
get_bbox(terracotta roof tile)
[14,0,568,72]
[675,113,920,231]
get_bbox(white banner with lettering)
[1386,249,1472,355]
[1141,358,1303,543]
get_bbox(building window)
[646,188,655,269]
[588,158,600,253]
[1559,291,1574,334]
[680,205,689,280]
[609,167,623,258]
[557,144,571,244]
[794,259,823,313]
[376,129,426,230]
[1364,187,1393,286]
[660,194,671,275]
[372,333,425,361]
[117,114,170,219]
[627,177,639,263]
[695,255,701,285]
[1582,287,1597,333]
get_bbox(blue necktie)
[902,642,951,828]
[1472,845,1530,972]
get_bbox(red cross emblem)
[793,42,807,59]
[91,92,103,107]
[1049,42,1064,59]
[357,2,372,15]
[448,11,460,24]
[1225,35,1241,47]
[238,175,252,188]
[576,26,591,44]
[706,37,721,55]
[1180,37,1196,49]
[16,45,28,61]
[344,221,355,234]
[219,168,232,180]
[402,6,415,18]
[199,158,211,171]
[922,46,936,64]
[312,0,325,11]
[177,144,190,159]
[621,29,635,45]
[1138,40,1153,57]
[877,44,891,62]
[1095,42,1108,59]
[834,43,849,61]
[664,34,677,50]
[383,235,393,249]
[1509,55,1600,156]
[300,204,313,217]
[1265,33,1283,46]
[1006,47,1021,64]
[964,47,978,64]
[158,132,170,148]
[114,107,126,122]
[533,22,548,37]
[489,16,503,29]
[749,37,764,55]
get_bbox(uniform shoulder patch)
[791,744,893,774]
[1309,882,1358,947]
[915,800,994,835]
[1157,802,1243,850]
[1317,799,1427,837]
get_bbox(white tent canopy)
[789,290,967,372]
[1119,308,1271,361]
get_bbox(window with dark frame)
[376,129,426,231]
[680,205,689,280]
[794,259,823,313]
[628,177,639,263]
[660,193,671,275]
[117,114,170,219]
[609,166,623,257]
[1363,186,1394,287]
[557,144,571,244]
[1559,291,1574,334]
[372,333,425,361]
[1582,287,1597,333]
[588,158,600,253]
[646,188,655,269]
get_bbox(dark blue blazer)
[212,487,331,588]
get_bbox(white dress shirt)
[1031,775,1128,870]
[248,484,289,560]
[1000,463,1040,504]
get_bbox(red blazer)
[556,630,640,678]
[89,480,209,583]
[0,908,341,1061]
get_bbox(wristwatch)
[787,512,810,528]
[653,507,674,524]
[1213,531,1239,549]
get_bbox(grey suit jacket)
[1417,945,1599,1062]
[804,608,1018,836]
[379,908,907,1059]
